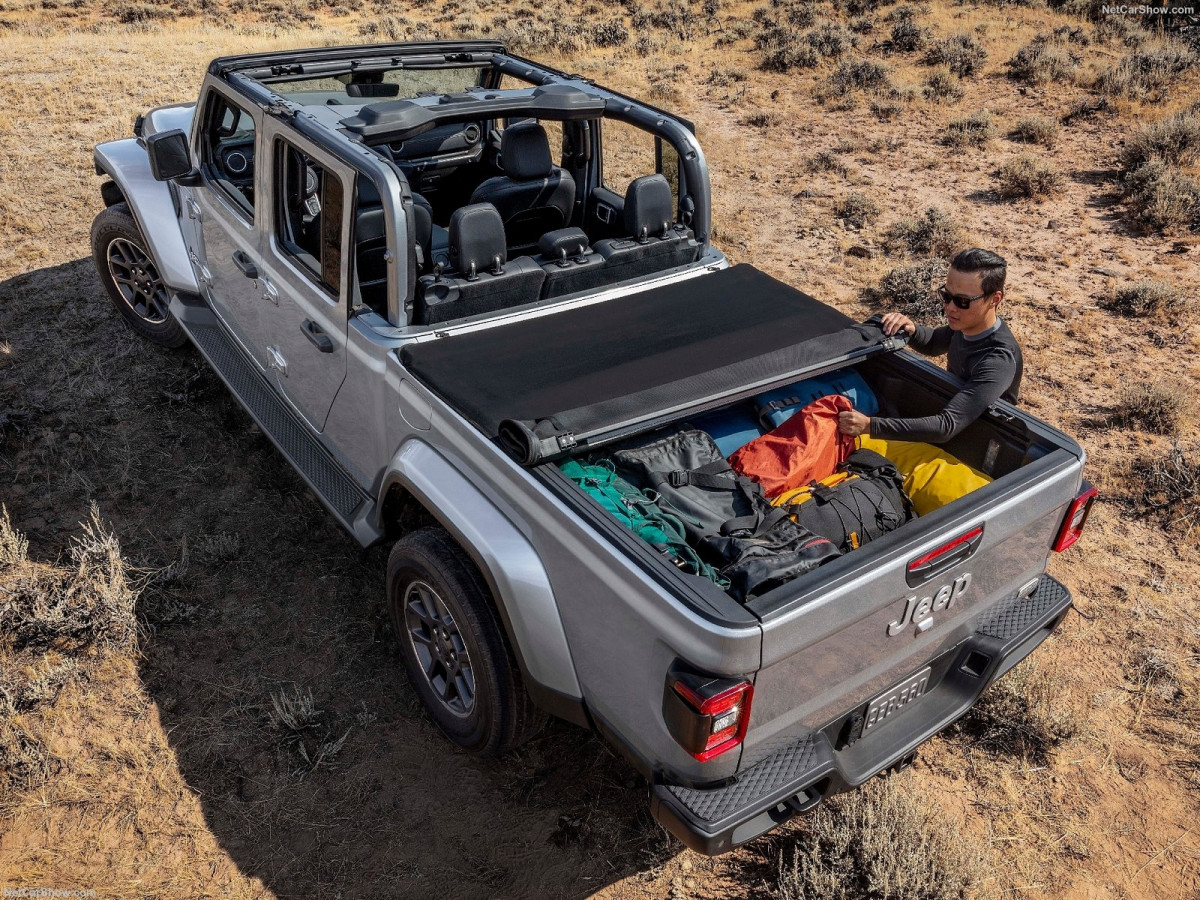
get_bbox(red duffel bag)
[729,394,855,498]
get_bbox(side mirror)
[146,129,197,182]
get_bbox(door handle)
[232,250,259,280]
[301,319,334,353]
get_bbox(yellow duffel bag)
[857,435,992,516]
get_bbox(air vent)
[463,124,481,144]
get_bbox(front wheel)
[386,527,546,755]
[91,202,188,348]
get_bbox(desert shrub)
[830,0,899,14]
[1051,23,1089,45]
[358,15,407,40]
[890,17,929,52]
[706,67,748,86]
[759,29,821,71]
[1131,443,1200,537]
[1006,37,1080,84]
[805,150,850,176]
[1097,43,1196,98]
[773,778,991,900]
[849,15,875,33]
[944,110,996,147]
[996,154,1063,199]
[925,31,987,78]
[1061,95,1113,124]
[922,68,963,102]
[831,59,890,92]
[111,2,176,22]
[592,19,629,47]
[635,34,657,55]
[1121,159,1200,232]
[807,22,855,58]
[745,110,781,128]
[869,97,904,120]
[1010,115,1059,148]
[866,258,948,324]
[1121,109,1200,172]
[883,207,962,256]
[951,657,1084,763]
[1111,382,1189,434]
[1101,278,1186,320]
[835,191,881,227]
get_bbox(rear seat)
[534,227,606,299]
[354,181,448,314]
[412,203,545,325]
[594,174,700,283]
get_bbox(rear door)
[190,83,269,368]
[255,122,353,432]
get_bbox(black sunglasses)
[936,285,991,310]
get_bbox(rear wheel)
[91,202,188,348]
[386,527,546,755]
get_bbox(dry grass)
[1130,443,1200,538]
[1006,34,1080,84]
[1009,115,1058,148]
[882,206,963,257]
[943,109,995,148]
[1100,277,1187,321]
[772,776,995,900]
[1110,382,1190,435]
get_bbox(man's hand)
[880,312,917,337]
[838,409,870,437]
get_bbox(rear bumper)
[650,573,1072,855]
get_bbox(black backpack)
[783,448,916,553]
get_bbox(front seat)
[469,122,575,256]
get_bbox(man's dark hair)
[950,248,1007,296]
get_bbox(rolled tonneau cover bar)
[400,265,910,464]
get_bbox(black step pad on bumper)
[651,573,1072,855]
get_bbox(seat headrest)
[501,122,554,181]
[448,203,507,278]
[538,227,590,258]
[347,82,401,98]
[624,174,674,239]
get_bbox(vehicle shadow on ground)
[0,260,680,900]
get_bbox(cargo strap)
[651,460,786,538]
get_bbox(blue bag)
[754,368,879,429]
[689,406,763,457]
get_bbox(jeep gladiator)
[90,41,1095,854]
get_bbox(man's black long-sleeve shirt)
[869,319,1023,443]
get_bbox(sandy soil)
[1,2,1198,898]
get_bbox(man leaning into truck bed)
[838,248,1024,443]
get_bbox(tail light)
[663,668,753,762]
[1053,482,1098,552]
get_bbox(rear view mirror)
[146,129,195,182]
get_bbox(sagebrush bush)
[745,110,780,128]
[835,191,880,227]
[831,59,891,92]
[1097,43,1196,98]
[1010,115,1059,148]
[883,207,963,256]
[1006,37,1080,84]
[996,154,1063,199]
[1121,109,1200,172]
[1111,382,1188,434]
[944,110,996,147]
[774,778,991,900]
[1120,159,1200,233]
[1131,443,1200,538]
[922,68,963,102]
[890,17,928,52]
[807,22,855,59]
[592,19,629,47]
[866,258,948,325]
[870,97,904,120]
[925,31,987,78]
[805,149,850,176]
[1101,278,1186,320]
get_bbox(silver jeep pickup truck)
[91,40,1095,854]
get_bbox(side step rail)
[170,291,379,545]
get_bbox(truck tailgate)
[741,447,1081,771]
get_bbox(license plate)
[862,667,931,735]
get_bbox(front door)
[255,122,352,432]
[190,85,270,369]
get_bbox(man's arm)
[907,324,953,358]
[865,349,1017,444]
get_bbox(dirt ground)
[1,1,1199,898]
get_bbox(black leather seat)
[593,174,699,284]
[534,227,606,300]
[469,122,576,256]
[413,203,546,325]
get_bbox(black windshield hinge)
[264,101,294,119]
[271,63,303,77]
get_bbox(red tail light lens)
[663,671,753,762]
[1053,483,1098,552]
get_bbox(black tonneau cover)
[400,265,905,463]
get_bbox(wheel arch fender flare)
[93,138,199,294]
[378,440,582,701]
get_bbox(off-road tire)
[91,202,189,348]
[386,526,546,755]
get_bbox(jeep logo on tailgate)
[887,573,972,637]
